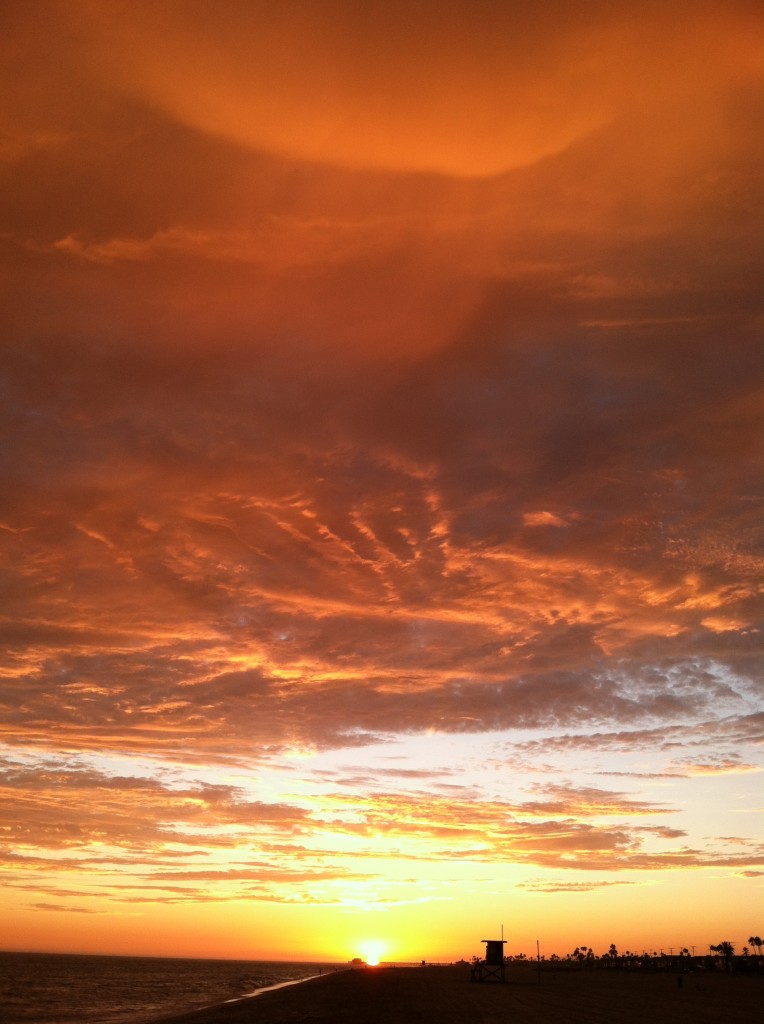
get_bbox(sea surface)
[0,952,345,1024]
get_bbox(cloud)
[523,511,569,528]
[28,902,102,914]
[674,758,761,777]
[42,0,760,179]
[1,0,762,941]
[516,784,674,818]
[518,879,638,894]
[510,714,764,760]
[4,756,759,898]
[0,760,310,853]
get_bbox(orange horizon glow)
[1,0,762,966]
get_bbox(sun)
[358,940,386,966]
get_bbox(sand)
[144,963,761,1024]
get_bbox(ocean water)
[0,952,344,1024]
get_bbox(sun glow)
[358,940,386,966]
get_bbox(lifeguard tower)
[470,938,507,982]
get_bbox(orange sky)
[1,0,763,963]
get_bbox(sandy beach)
[146,964,761,1024]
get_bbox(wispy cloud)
[518,879,639,895]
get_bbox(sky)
[1,0,762,964]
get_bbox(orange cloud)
[60,0,762,178]
[2,0,762,959]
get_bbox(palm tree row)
[524,934,763,963]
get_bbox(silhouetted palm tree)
[748,935,762,957]
[710,941,735,970]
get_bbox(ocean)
[0,952,345,1024]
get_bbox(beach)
[147,964,761,1024]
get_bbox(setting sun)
[358,941,386,967]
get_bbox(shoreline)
[226,968,346,1002]
[143,963,761,1024]
[134,968,348,1024]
